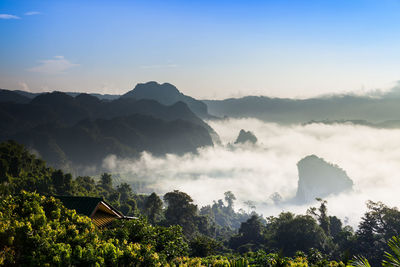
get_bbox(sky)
[1,0,400,99]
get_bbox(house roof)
[54,195,136,227]
[92,210,120,227]
[92,200,124,218]
[55,196,104,217]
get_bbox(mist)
[102,118,400,228]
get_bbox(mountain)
[0,91,215,132]
[295,155,353,204]
[9,114,212,172]
[1,89,120,101]
[122,81,210,118]
[204,94,400,124]
[11,90,40,99]
[234,129,257,144]
[0,91,217,173]
[4,82,209,118]
[64,92,120,100]
[0,89,31,104]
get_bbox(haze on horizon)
[2,0,400,99]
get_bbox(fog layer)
[102,118,400,227]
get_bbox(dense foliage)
[0,191,162,266]
[2,140,400,266]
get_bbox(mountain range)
[0,88,120,102]
[0,82,217,174]
[204,93,400,125]
[1,82,211,118]
[5,83,400,126]
[4,81,400,174]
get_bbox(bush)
[0,191,161,266]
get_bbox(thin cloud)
[28,56,79,74]
[140,64,178,69]
[18,82,30,92]
[0,14,20,19]
[25,11,41,16]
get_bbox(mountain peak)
[30,91,75,106]
[234,129,257,144]
[122,81,209,118]
[126,81,181,98]
[75,93,101,105]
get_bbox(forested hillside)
[1,140,400,266]
[0,90,217,173]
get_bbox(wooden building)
[55,196,135,227]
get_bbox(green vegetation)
[0,191,162,266]
[2,140,400,266]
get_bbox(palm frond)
[350,256,372,267]
[383,236,400,267]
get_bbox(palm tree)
[351,236,400,267]
[351,256,371,267]
[383,236,400,267]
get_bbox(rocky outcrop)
[234,129,257,144]
[295,155,353,203]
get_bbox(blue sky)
[1,0,400,98]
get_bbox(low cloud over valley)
[102,118,400,227]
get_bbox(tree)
[224,191,236,210]
[307,198,330,236]
[199,193,253,231]
[0,191,161,266]
[163,190,198,237]
[229,215,265,252]
[120,203,132,215]
[354,201,400,265]
[117,182,133,202]
[145,192,163,224]
[102,216,189,262]
[239,215,265,244]
[189,235,222,257]
[351,236,400,267]
[125,199,138,216]
[270,192,282,205]
[383,236,400,267]
[75,176,96,194]
[0,140,53,195]
[52,170,73,195]
[244,200,256,213]
[329,216,343,239]
[265,212,329,256]
[0,158,8,183]
[100,173,112,189]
